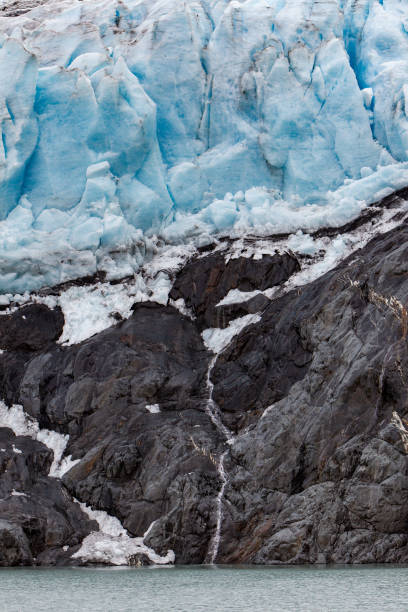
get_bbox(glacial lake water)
[1,565,407,612]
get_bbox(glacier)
[1,0,408,292]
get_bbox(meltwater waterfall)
[204,355,234,564]
[204,356,232,442]
[205,449,229,565]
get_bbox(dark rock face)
[215,222,408,563]
[0,302,222,564]
[169,252,299,329]
[212,287,314,431]
[58,304,218,564]
[17,302,210,428]
[2,212,408,565]
[0,304,64,406]
[0,304,64,352]
[0,428,96,565]
[0,520,32,566]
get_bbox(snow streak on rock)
[0,401,78,477]
[202,314,262,355]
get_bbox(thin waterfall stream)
[204,355,235,564]
[204,355,232,441]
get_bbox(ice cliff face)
[1,0,408,292]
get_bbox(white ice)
[216,289,262,307]
[0,241,195,345]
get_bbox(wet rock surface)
[2,214,408,564]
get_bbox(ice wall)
[0,0,408,292]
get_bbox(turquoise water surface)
[1,565,407,612]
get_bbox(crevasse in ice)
[1,0,408,292]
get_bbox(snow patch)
[0,401,79,478]
[202,314,262,354]
[72,502,175,566]
[216,289,262,307]
[146,404,160,414]
[169,298,194,319]
[53,267,174,346]
[276,201,408,298]
[11,489,26,497]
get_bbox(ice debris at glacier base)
[218,192,408,306]
[1,181,406,348]
[0,241,196,345]
[1,0,408,292]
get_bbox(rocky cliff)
[1,188,408,566]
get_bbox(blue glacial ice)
[1,0,408,292]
